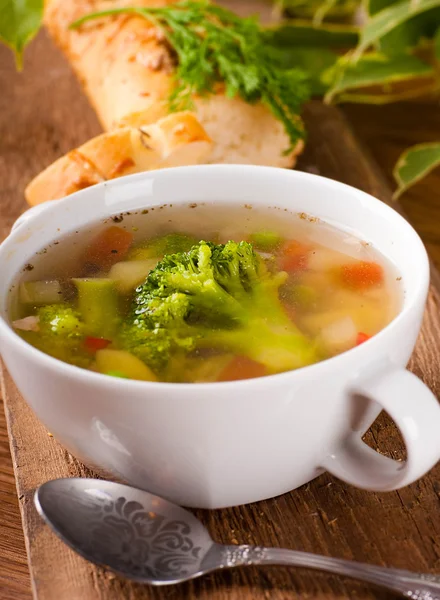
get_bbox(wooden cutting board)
[2,9,440,600]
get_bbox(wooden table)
[1,22,440,600]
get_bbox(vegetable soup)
[9,203,402,383]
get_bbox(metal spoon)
[34,478,440,599]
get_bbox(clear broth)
[10,203,402,383]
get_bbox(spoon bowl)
[35,478,440,598]
[34,478,218,585]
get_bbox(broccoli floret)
[19,304,90,368]
[119,293,199,373]
[122,241,318,375]
[38,304,85,337]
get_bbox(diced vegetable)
[126,247,159,261]
[95,349,157,381]
[127,232,198,261]
[308,248,356,272]
[279,240,309,272]
[179,353,233,383]
[15,306,90,368]
[84,336,111,352]
[249,231,284,252]
[12,315,40,332]
[217,356,267,382]
[356,332,371,345]
[109,260,158,294]
[282,283,318,308]
[19,280,63,306]
[73,278,120,338]
[84,226,133,269]
[340,261,383,289]
[107,370,129,379]
[319,316,357,354]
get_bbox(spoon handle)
[216,545,440,599]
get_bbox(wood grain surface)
[1,5,440,600]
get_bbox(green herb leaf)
[264,19,359,47]
[355,0,440,56]
[0,0,44,69]
[325,51,434,102]
[71,0,310,149]
[393,142,440,198]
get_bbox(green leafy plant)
[394,142,440,198]
[273,0,440,195]
[0,0,44,68]
[336,0,440,195]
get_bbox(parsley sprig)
[71,0,309,150]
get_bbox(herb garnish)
[71,0,309,150]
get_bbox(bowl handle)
[321,367,440,491]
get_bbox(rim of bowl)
[0,165,430,391]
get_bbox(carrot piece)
[84,336,111,352]
[341,261,383,289]
[84,226,134,269]
[356,332,371,346]
[217,356,267,382]
[279,240,309,273]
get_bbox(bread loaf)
[26,0,304,205]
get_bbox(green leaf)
[393,142,440,198]
[434,25,440,60]
[325,51,434,101]
[366,0,400,16]
[0,0,44,69]
[268,46,340,94]
[365,0,440,54]
[263,19,359,48]
[356,0,440,56]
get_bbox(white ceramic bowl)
[1,166,439,509]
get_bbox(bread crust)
[44,0,175,130]
[25,112,212,205]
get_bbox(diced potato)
[300,310,350,335]
[328,289,379,312]
[308,248,356,272]
[95,349,157,381]
[301,306,385,339]
[318,317,357,354]
[299,271,332,290]
[109,260,158,294]
[19,280,63,305]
